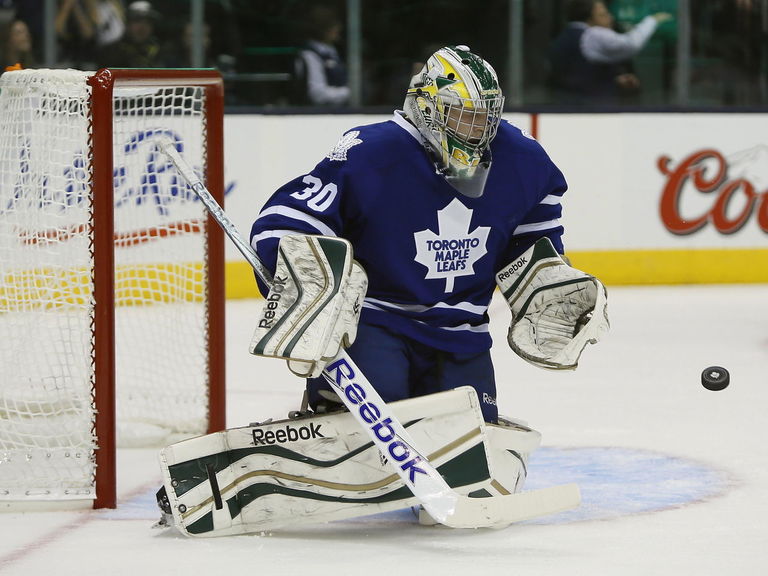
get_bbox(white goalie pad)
[249,234,368,378]
[496,237,609,370]
[157,387,545,537]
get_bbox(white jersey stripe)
[439,322,490,334]
[540,194,562,205]
[362,301,490,334]
[256,206,337,237]
[364,296,488,316]
[513,218,562,235]
[251,229,301,252]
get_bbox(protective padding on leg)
[485,416,542,494]
[417,415,541,525]
[158,387,542,536]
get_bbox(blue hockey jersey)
[250,112,567,354]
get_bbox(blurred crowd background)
[1,0,766,111]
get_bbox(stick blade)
[443,483,581,529]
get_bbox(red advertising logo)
[658,147,768,235]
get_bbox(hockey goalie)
[155,45,608,536]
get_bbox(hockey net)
[0,69,225,508]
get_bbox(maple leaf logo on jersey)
[327,131,362,161]
[414,198,490,292]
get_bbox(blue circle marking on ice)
[98,485,163,520]
[523,446,732,524]
[104,447,732,525]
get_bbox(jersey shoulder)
[493,120,561,173]
[495,120,545,154]
[326,118,417,166]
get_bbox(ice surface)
[1,285,766,576]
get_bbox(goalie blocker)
[250,234,367,378]
[155,387,578,537]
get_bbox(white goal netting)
[0,69,220,503]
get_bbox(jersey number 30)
[291,175,338,212]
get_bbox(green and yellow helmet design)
[404,45,504,197]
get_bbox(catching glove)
[496,237,609,370]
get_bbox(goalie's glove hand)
[250,234,367,378]
[496,237,609,370]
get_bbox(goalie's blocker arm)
[496,237,609,370]
[250,234,368,378]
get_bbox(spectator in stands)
[98,0,159,68]
[1,1,43,63]
[292,5,349,106]
[91,0,126,47]
[56,0,97,67]
[0,17,36,70]
[549,0,672,104]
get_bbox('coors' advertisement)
[658,146,768,236]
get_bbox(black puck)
[701,366,730,391]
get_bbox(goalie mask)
[404,45,504,198]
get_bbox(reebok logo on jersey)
[252,422,324,445]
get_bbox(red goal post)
[0,68,226,509]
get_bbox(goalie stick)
[157,136,580,528]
